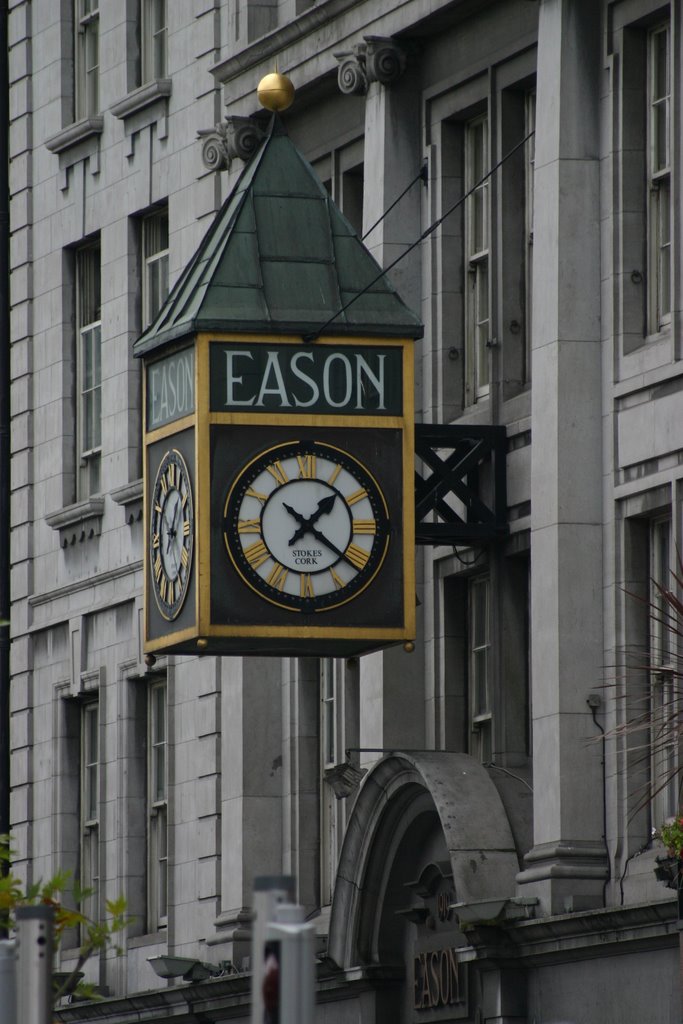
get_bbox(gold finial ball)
[257,72,295,112]
[404,641,415,654]
[197,638,208,650]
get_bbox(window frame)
[464,114,491,402]
[649,514,678,824]
[147,679,168,931]
[75,241,102,498]
[74,0,100,120]
[141,0,167,83]
[80,701,100,929]
[141,208,169,329]
[468,574,492,763]
[646,21,672,335]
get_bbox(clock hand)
[287,493,337,546]
[308,525,361,572]
[282,501,306,526]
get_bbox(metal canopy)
[414,424,508,545]
[134,118,423,358]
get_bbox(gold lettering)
[238,518,262,534]
[266,460,288,486]
[346,487,367,506]
[345,543,369,570]
[244,540,270,569]
[300,574,314,598]
[266,563,288,591]
[296,454,316,479]
[352,519,376,534]
[329,567,344,590]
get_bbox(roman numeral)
[346,488,367,506]
[154,554,163,582]
[244,540,270,569]
[329,567,344,590]
[300,574,314,598]
[183,520,191,536]
[167,462,175,488]
[181,547,189,568]
[345,543,369,570]
[327,464,342,486]
[353,519,376,534]
[266,563,289,591]
[238,518,262,534]
[159,575,167,602]
[246,487,268,504]
[297,454,316,479]
[160,475,168,496]
[267,461,288,486]
[153,533,160,549]
[167,579,174,605]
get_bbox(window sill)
[111,478,143,524]
[128,930,167,950]
[111,79,172,121]
[46,496,105,548]
[45,116,104,155]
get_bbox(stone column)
[209,656,283,964]
[516,0,608,914]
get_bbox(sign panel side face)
[145,429,198,650]
[146,345,196,432]
[209,338,403,417]
[195,334,211,638]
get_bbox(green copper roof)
[134,119,423,357]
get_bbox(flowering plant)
[657,817,683,858]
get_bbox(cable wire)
[303,129,535,343]
[361,163,427,241]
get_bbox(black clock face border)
[150,448,195,621]
[223,440,390,613]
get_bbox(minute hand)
[287,493,337,546]
[309,525,362,572]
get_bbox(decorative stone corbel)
[335,35,407,96]
[198,116,267,172]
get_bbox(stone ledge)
[45,496,105,547]
[45,116,104,154]
[111,478,143,524]
[110,79,172,120]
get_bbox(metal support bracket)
[414,424,508,545]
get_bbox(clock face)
[223,440,390,612]
[150,448,195,620]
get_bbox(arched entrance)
[328,753,519,1022]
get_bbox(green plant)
[0,835,131,1005]
[656,817,683,858]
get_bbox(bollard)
[251,876,295,1024]
[263,903,315,1024]
[0,940,16,1024]
[16,905,53,1024]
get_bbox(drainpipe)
[0,0,11,855]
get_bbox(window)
[75,0,99,120]
[148,680,168,929]
[464,115,490,401]
[81,702,99,927]
[650,516,677,823]
[312,138,364,237]
[320,658,338,907]
[469,575,491,762]
[76,242,102,497]
[142,209,169,328]
[647,22,671,334]
[142,0,167,82]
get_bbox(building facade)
[7,0,683,1021]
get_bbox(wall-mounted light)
[147,955,233,983]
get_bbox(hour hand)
[282,501,306,526]
[287,494,337,546]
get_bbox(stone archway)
[328,752,519,972]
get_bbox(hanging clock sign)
[142,333,415,659]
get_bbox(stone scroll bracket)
[198,114,269,172]
[335,35,408,96]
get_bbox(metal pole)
[16,906,53,1024]
[251,876,294,1024]
[0,940,16,1024]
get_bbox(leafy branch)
[0,835,131,1006]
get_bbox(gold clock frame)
[143,331,416,657]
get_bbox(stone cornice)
[45,116,104,154]
[29,560,143,610]
[110,79,172,120]
[209,0,365,84]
